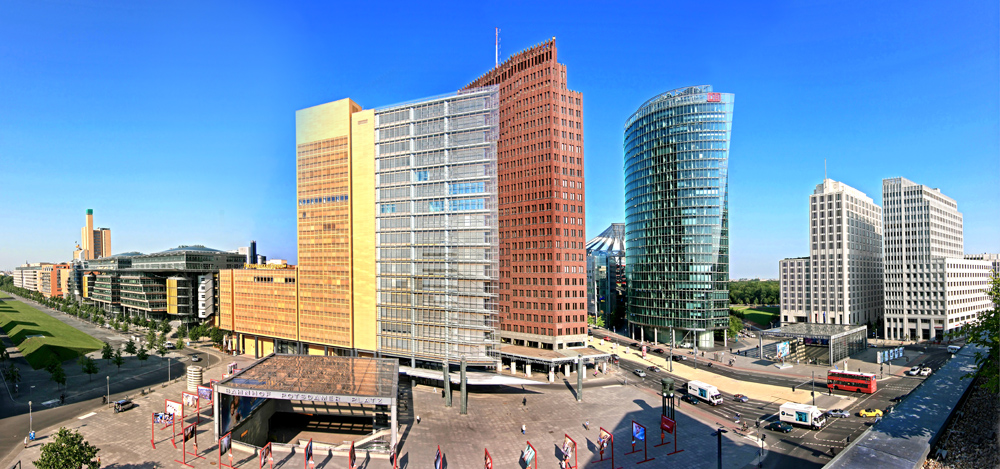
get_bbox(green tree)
[209,326,225,346]
[136,344,149,366]
[145,328,157,345]
[49,363,67,390]
[728,315,743,341]
[175,337,185,351]
[156,343,168,358]
[124,339,136,355]
[951,272,1000,393]
[160,320,173,335]
[100,342,113,363]
[587,314,605,328]
[34,427,100,469]
[111,349,125,374]
[188,325,204,342]
[78,356,99,381]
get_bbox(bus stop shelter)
[760,323,867,366]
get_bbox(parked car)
[919,367,932,376]
[826,409,850,418]
[859,409,883,418]
[906,366,920,376]
[733,394,749,403]
[631,342,641,348]
[165,342,176,350]
[653,348,665,354]
[632,369,646,378]
[681,394,699,405]
[671,355,687,361]
[766,421,793,433]
[604,336,612,341]
[114,398,134,413]
[647,366,659,373]
[680,342,693,349]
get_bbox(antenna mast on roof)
[495,27,500,68]
[824,159,827,181]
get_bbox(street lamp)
[106,376,110,407]
[712,427,728,469]
[28,401,32,433]
[758,434,766,468]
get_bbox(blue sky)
[1,0,997,277]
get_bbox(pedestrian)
[416,415,421,424]
[24,436,27,448]
[585,420,590,430]
[522,396,527,407]
[521,424,526,435]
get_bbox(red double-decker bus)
[827,370,877,393]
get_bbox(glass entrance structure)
[623,85,734,348]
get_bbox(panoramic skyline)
[1,1,997,276]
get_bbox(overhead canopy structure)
[214,354,399,450]
[760,323,867,365]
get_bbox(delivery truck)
[779,402,827,429]
[687,380,723,405]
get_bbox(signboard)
[598,429,612,451]
[165,400,183,418]
[522,444,535,465]
[707,92,721,102]
[562,435,574,459]
[484,448,493,469]
[183,423,196,442]
[197,385,213,402]
[660,415,675,434]
[776,341,790,358]
[434,446,443,469]
[259,442,272,469]
[216,386,392,406]
[632,422,645,441]
[304,439,313,467]
[220,433,232,455]
[182,392,198,408]
[349,441,356,468]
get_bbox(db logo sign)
[707,92,721,102]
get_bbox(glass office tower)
[623,85,734,348]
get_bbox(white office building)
[882,177,991,340]
[779,179,883,326]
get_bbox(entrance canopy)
[760,323,867,365]
[217,354,398,405]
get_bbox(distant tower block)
[78,209,111,260]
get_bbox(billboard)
[218,393,267,435]
[776,341,790,358]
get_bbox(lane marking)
[78,412,97,420]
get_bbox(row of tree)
[728,279,779,305]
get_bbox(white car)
[906,366,920,376]
[919,367,932,376]
[680,342,693,349]
[632,369,646,378]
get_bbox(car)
[906,366,920,376]
[826,409,850,418]
[680,342,693,349]
[632,369,646,378]
[610,354,620,363]
[681,394,699,405]
[733,394,749,403]
[671,355,687,361]
[604,337,611,341]
[165,342,176,349]
[190,354,202,362]
[113,398,135,413]
[631,342,641,348]
[919,367,932,376]
[859,409,883,418]
[647,366,659,373]
[653,348,665,354]
[890,394,908,403]
[766,421,793,433]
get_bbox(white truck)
[687,380,723,405]
[779,402,827,429]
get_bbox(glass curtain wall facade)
[374,88,501,365]
[624,85,734,348]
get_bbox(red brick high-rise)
[465,38,587,351]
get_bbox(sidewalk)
[3,347,256,469]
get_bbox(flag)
[632,422,645,441]
[435,446,443,469]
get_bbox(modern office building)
[40,263,71,298]
[623,85,733,348]
[882,177,991,340]
[86,246,243,324]
[586,223,626,324]
[779,179,884,326]
[219,89,502,364]
[75,209,111,261]
[13,263,48,291]
[965,253,1000,274]
[463,38,589,351]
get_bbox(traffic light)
[792,385,797,392]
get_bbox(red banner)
[660,415,675,434]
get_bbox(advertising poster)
[434,446,443,469]
[522,444,535,465]
[484,449,492,469]
[154,412,169,424]
[598,429,612,451]
[165,400,183,419]
[183,392,198,408]
[220,432,232,455]
[305,439,313,464]
[349,441,356,468]
[776,341,790,358]
[632,422,645,441]
[660,415,675,434]
[218,393,267,435]
[197,385,213,402]
[562,436,573,459]
[183,423,196,442]
[259,443,271,469]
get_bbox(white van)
[947,345,961,354]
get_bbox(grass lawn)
[0,298,103,369]
[732,305,780,328]
[0,291,11,299]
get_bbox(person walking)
[585,420,590,430]
[24,436,28,448]
[416,415,421,424]
[521,424,526,435]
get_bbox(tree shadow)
[104,461,166,469]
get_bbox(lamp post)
[758,434,766,468]
[28,401,32,433]
[712,427,728,469]
[106,376,110,408]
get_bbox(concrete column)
[576,355,583,402]
[602,362,607,374]
[581,362,587,380]
[526,363,532,378]
[460,357,467,415]
[564,363,571,377]
[443,360,452,407]
[390,403,398,452]
[548,366,555,382]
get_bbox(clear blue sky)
[2,1,997,277]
